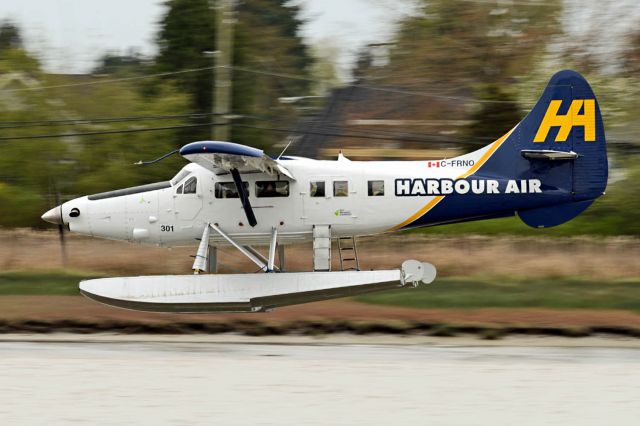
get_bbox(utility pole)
[213,0,235,141]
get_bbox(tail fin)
[480,70,608,227]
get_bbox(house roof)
[293,84,473,159]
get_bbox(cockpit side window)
[176,184,183,194]
[183,177,197,194]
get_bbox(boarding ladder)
[337,236,360,271]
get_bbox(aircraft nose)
[41,205,63,225]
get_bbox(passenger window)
[176,184,183,194]
[368,180,384,196]
[333,181,348,197]
[215,182,249,198]
[310,181,325,197]
[256,181,289,198]
[183,177,197,194]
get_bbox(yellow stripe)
[388,127,515,231]
[458,127,513,178]
[389,196,445,231]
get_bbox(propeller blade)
[54,194,68,267]
[230,168,257,227]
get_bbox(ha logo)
[534,99,596,143]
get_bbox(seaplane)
[41,70,608,313]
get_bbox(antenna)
[277,137,294,160]
[134,149,180,166]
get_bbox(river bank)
[2,296,640,339]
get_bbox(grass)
[0,270,102,295]
[2,271,640,313]
[355,276,640,312]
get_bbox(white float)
[80,260,436,313]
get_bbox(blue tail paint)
[406,70,608,229]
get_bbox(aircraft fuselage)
[52,145,566,247]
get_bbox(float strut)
[192,223,211,274]
[267,227,278,272]
[278,244,285,272]
[207,245,217,273]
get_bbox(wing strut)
[230,168,257,227]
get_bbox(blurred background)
[0,0,639,336]
[0,0,639,233]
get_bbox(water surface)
[1,337,638,425]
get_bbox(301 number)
[160,225,174,232]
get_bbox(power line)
[0,111,486,143]
[458,0,557,6]
[0,120,482,145]
[239,112,494,142]
[3,66,216,94]
[0,112,225,129]
[3,61,520,105]
[0,122,219,141]
[232,124,485,145]
[223,65,521,105]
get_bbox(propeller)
[54,190,67,267]
[45,181,67,267]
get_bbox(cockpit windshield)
[183,177,197,194]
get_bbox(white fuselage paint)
[59,144,542,247]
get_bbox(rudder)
[517,70,608,201]
[488,70,608,228]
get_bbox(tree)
[382,0,560,87]
[352,47,375,84]
[465,84,521,147]
[308,42,341,96]
[624,29,640,76]
[0,21,22,50]
[357,0,561,145]
[154,0,313,149]
[92,50,149,75]
[0,22,192,227]
[155,0,216,122]
[0,23,57,226]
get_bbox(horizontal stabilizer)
[521,149,579,161]
[517,200,593,228]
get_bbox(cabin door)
[173,175,203,222]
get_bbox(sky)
[563,0,640,72]
[0,1,638,79]
[0,0,416,80]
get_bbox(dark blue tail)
[481,70,608,228]
[395,70,608,230]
